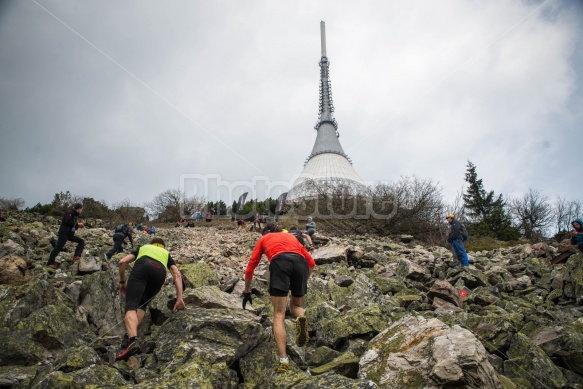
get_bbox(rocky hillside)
[1,211,583,388]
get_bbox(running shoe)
[275,361,289,373]
[47,264,57,269]
[296,316,309,347]
[115,339,141,361]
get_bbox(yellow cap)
[446,213,455,219]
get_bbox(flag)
[275,192,288,214]
[237,192,248,212]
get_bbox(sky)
[0,0,582,209]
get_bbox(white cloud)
[0,0,581,208]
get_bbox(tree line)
[0,161,580,242]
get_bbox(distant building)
[288,21,366,200]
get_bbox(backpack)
[115,224,127,234]
[290,230,305,245]
[460,223,469,241]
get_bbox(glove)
[242,292,252,309]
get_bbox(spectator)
[305,217,316,236]
[570,219,583,252]
[205,212,212,222]
[446,213,469,267]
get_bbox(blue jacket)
[571,219,583,246]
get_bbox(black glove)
[242,292,252,309]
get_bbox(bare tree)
[0,197,25,211]
[553,196,583,240]
[146,189,206,222]
[509,188,552,241]
[112,199,146,224]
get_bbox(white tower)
[288,22,366,200]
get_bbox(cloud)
[0,0,581,208]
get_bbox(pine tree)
[463,161,519,240]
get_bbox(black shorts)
[269,253,309,297]
[125,257,167,312]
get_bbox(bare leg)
[289,295,304,318]
[271,296,288,358]
[125,311,139,338]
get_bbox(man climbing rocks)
[116,237,185,360]
[288,225,315,251]
[46,203,85,269]
[242,223,315,373]
[105,222,134,261]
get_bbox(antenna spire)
[320,21,327,58]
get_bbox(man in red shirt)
[242,223,316,373]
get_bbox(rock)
[503,332,566,388]
[30,365,127,388]
[154,308,268,365]
[313,244,349,265]
[396,258,427,281]
[180,262,219,288]
[0,254,32,285]
[335,275,354,287]
[310,352,360,378]
[78,270,125,337]
[318,305,387,348]
[359,315,502,388]
[183,285,243,309]
[400,235,414,243]
[3,211,583,387]
[77,255,101,273]
[0,365,38,387]
[498,275,532,292]
[427,279,463,308]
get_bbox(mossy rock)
[327,274,383,308]
[459,311,523,352]
[310,351,360,377]
[132,360,238,388]
[55,345,101,373]
[0,327,45,365]
[0,364,39,387]
[15,304,95,350]
[180,262,219,289]
[503,333,566,388]
[0,280,73,327]
[309,346,342,366]
[32,365,127,388]
[239,341,310,388]
[295,371,379,388]
[318,305,387,348]
[154,307,268,365]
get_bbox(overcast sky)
[1,0,582,209]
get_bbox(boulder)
[313,244,348,265]
[318,305,387,348]
[359,315,502,388]
[154,308,268,365]
[427,279,463,308]
[504,332,566,388]
[0,254,32,285]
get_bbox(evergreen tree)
[463,161,519,241]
